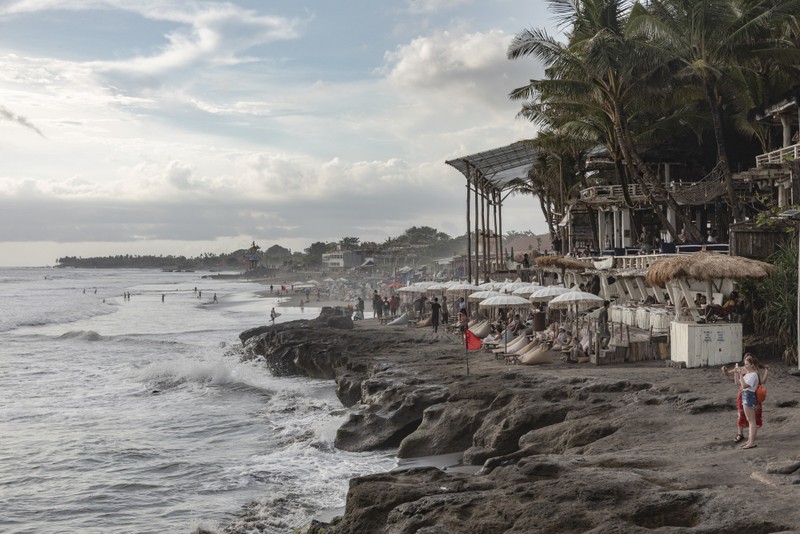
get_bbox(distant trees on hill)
[54,226,544,269]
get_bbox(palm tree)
[508,0,704,241]
[628,0,800,222]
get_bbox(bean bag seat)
[387,313,409,326]
[513,339,540,355]
[492,334,527,354]
[469,321,491,339]
[520,345,554,365]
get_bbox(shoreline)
[248,274,354,311]
[254,288,351,311]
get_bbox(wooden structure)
[645,252,774,368]
[446,142,539,284]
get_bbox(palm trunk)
[704,78,743,222]
[613,101,704,243]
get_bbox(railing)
[579,184,665,204]
[756,143,800,168]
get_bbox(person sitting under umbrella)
[705,291,740,322]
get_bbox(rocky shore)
[235,309,800,533]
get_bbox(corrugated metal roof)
[445,141,538,190]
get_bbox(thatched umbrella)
[535,255,591,271]
[535,255,590,286]
[646,252,774,286]
[646,252,774,319]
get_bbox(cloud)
[406,0,473,15]
[0,1,552,267]
[1,1,303,77]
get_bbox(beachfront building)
[322,249,364,270]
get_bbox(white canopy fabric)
[478,295,532,308]
[529,286,571,303]
[467,290,503,302]
[446,283,482,294]
[501,282,531,293]
[548,291,604,309]
[511,285,539,296]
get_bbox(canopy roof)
[535,255,591,272]
[445,141,539,191]
[646,252,774,286]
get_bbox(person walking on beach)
[430,297,441,333]
[597,300,610,349]
[372,290,382,320]
[355,297,365,320]
[270,307,277,325]
[441,296,449,325]
[457,307,469,341]
[162,293,165,303]
[213,293,217,303]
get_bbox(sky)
[0,0,554,267]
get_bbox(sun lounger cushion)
[387,313,409,326]
[520,346,553,365]
[492,334,527,354]
[469,321,491,338]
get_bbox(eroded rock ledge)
[237,317,800,533]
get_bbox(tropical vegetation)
[506,0,800,242]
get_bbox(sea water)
[0,268,395,534]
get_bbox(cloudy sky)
[0,0,552,267]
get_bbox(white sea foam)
[0,267,392,533]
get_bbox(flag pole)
[464,333,470,376]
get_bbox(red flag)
[465,329,482,350]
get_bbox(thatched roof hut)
[535,255,590,272]
[646,252,774,286]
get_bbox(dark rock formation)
[230,313,800,534]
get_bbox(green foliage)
[739,239,798,364]
[395,226,451,245]
[303,241,331,265]
[55,226,465,270]
[339,236,360,249]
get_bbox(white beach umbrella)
[446,283,482,294]
[511,285,539,296]
[529,286,571,303]
[548,290,604,332]
[306,279,319,285]
[478,295,532,308]
[548,290,603,309]
[478,281,497,290]
[501,281,530,293]
[467,290,503,302]
[425,283,447,294]
[323,277,335,283]
[402,284,426,294]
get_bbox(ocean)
[0,268,395,534]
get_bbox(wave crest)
[59,330,103,341]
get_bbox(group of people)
[721,353,768,450]
[372,291,401,320]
